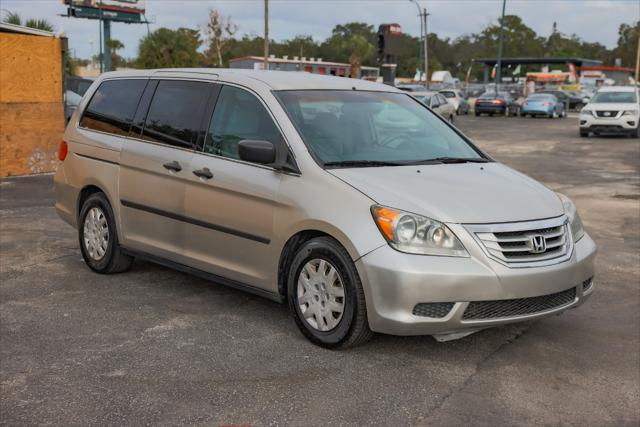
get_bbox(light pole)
[495,0,507,94]
[408,0,423,83]
[263,0,269,70]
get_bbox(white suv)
[579,86,639,138]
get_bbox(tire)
[78,192,134,274]
[475,111,480,116]
[634,127,640,138]
[579,129,589,137]
[287,237,373,349]
[489,113,493,117]
[449,114,454,123]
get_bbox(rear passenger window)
[80,79,147,136]
[142,80,212,149]
[204,85,282,160]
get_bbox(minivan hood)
[329,163,564,224]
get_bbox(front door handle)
[192,167,213,180]
[163,160,182,172]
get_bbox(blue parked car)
[521,93,566,118]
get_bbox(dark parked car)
[538,90,584,111]
[474,91,519,117]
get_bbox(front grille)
[468,217,571,266]
[412,302,455,318]
[462,287,577,320]
[582,277,593,292]
[595,110,619,118]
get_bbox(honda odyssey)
[54,69,596,348]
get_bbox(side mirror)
[238,140,276,164]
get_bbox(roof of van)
[99,68,397,92]
[596,86,637,93]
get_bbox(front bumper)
[356,232,596,336]
[580,114,638,133]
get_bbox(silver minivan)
[55,69,596,348]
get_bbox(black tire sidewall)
[78,193,118,273]
[287,239,359,348]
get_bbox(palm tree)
[2,11,54,32]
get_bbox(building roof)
[0,22,56,37]
[474,57,602,67]
[99,68,397,92]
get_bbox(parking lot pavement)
[1,115,639,425]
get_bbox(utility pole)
[495,0,507,94]
[423,8,429,88]
[408,0,423,82]
[635,30,639,84]
[263,0,269,70]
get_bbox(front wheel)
[579,129,589,137]
[78,193,134,274]
[287,237,373,349]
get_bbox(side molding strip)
[120,199,271,244]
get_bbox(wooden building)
[0,23,66,176]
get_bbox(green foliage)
[611,21,640,67]
[2,11,54,32]
[3,11,22,25]
[25,18,54,32]
[136,28,202,69]
[129,15,636,80]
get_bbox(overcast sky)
[2,0,638,59]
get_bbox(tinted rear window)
[142,80,212,149]
[80,79,147,136]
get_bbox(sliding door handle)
[163,160,182,172]
[193,167,213,180]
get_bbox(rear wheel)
[287,237,373,349]
[78,193,134,274]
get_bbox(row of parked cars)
[398,84,590,120]
[398,82,639,138]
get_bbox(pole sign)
[62,0,145,22]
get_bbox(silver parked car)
[55,69,596,348]
[412,91,457,122]
[439,89,470,115]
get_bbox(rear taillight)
[544,102,553,106]
[491,99,505,105]
[58,140,68,161]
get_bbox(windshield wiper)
[416,157,491,164]
[323,160,405,168]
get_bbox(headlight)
[580,108,593,116]
[371,205,468,256]
[622,110,639,116]
[557,193,585,242]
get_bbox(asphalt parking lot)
[1,115,639,426]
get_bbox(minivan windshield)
[276,90,486,166]
[590,91,637,104]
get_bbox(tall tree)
[106,39,125,69]
[203,9,238,67]
[611,21,640,67]
[136,27,202,69]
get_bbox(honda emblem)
[529,235,547,254]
